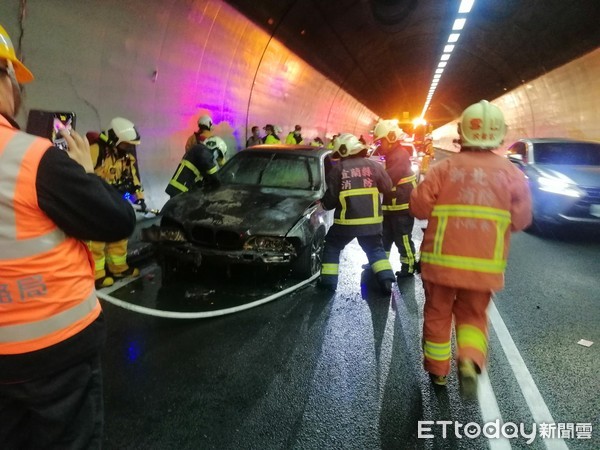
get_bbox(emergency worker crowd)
[0,22,532,449]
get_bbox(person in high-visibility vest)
[0,24,135,448]
[410,100,532,397]
[285,124,304,144]
[319,133,396,294]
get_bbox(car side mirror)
[508,154,524,164]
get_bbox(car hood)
[534,164,600,187]
[162,185,321,236]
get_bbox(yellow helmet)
[0,24,34,83]
[459,100,506,149]
[372,119,403,143]
[334,133,367,157]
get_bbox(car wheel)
[291,229,325,279]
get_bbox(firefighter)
[373,119,419,278]
[419,134,435,178]
[285,124,304,144]
[319,133,396,294]
[166,141,221,198]
[89,117,144,289]
[185,114,213,153]
[0,24,135,447]
[205,135,229,167]
[410,100,532,397]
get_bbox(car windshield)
[534,142,600,165]
[218,151,321,190]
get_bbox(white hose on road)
[97,271,320,319]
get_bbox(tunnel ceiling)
[225,0,600,128]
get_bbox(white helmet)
[372,119,404,143]
[459,100,506,149]
[107,117,141,146]
[274,125,283,134]
[198,114,213,130]
[334,133,367,157]
[205,136,228,158]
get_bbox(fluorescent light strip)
[420,1,475,118]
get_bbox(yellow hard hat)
[0,24,34,83]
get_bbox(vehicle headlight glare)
[537,176,583,197]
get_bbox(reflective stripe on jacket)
[409,151,532,291]
[322,157,393,236]
[0,127,101,354]
[166,144,219,196]
[382,173,417,212]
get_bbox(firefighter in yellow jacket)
[410,100,532,397]
[89,117,144,289]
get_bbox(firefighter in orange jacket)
[0,24,135,448]
[409,100,532,397]
[89,117,143,289]
[319,133,396,294]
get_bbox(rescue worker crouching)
[89,117,144,289]
[165,136,226,198]
[318,133,396,294]
[373,119,419,278]
[409,100,532,396]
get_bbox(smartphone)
[26,110,76,151]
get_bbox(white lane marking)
[478,368,512,449]
[488,301,569,450]
[97,271,320,319]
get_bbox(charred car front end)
[151,146,333,280]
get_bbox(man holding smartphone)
[0,24,135,449]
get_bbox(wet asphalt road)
[99,224,599,449]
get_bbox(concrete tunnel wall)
[1,1,599,210]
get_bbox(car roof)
[242,145,332,158]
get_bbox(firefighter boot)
[112,267,140,279]
[459,359,478,399]
[429,373,448,387]
[95,276,114,290]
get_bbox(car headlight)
[160,227,188,242]
[243,236,295,253]
[537,176,584,197]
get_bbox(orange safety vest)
[0,123,101,355]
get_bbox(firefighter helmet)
[205,136,228,158]
[373,119,403,144]
[459,100,506,149]
[0,24,34,83]
[198,114,213,130]
[334,133,366,157]
[106,117,141,147]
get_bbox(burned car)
[153,146,334,280]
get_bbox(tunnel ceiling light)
[453,19,466,30]
[420,1,476,119]
[459,0,475,13]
